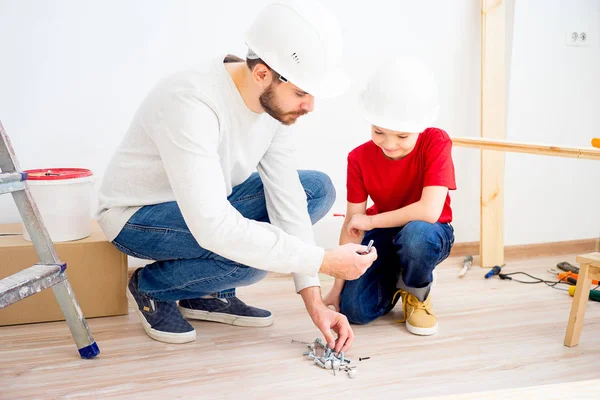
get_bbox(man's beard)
[259,83,307,125]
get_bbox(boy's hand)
[347,214,374,237]
[323,288,342,312]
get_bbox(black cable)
[498,271,570,287]
[498,271,600,293]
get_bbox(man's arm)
[256,126,323,292]
[257,127,363,352]
[148,93,324,276]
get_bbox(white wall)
[0,0,598,247]
[505,0,600,244]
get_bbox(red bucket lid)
[24,168,93,181]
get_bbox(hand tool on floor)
[557,261,579,274]
[458,255,473,277]
[569,285,600,302]
[485,264,505,279]
[556,271,600,285]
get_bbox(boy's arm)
[368,186,448,229]
[331,201,368,292]
[348,133,455,233]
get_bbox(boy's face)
[371,125,419,160]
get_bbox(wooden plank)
[564,261,593,347]
[480,0,506,268]
[452,136,600,160]
[576,252,600,265]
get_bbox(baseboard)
[450,238,599,259]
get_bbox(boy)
[324,56,456,336]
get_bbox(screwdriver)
[568,285,600,302]
[557,271,599,285]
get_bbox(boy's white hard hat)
[244,0,350,98]
[359,56,440,133]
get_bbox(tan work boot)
[394,290,438,336]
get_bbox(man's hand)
[309,303,353,353]
[347,214,374,238]
[300,287,354,353]
[320,243,377,280]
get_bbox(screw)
[292,339,311,345]
[314,358,326,368]
[333,359,341,370]
[359,357,371,361]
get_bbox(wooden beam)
[480,0,506,268]
[451,136,600,160]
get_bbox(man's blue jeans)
[112,171,335,301]
[339,221,454,325]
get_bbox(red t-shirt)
[346,128,456,223]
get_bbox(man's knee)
[238,267,269,287]
[298,170,336,224]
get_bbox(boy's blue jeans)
[112,171,335,302]
[339,221,454,325]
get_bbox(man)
[97,0,377,353]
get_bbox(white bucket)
[21,168,94,243]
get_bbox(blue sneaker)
[179,296,273,327]
[127,268,196,344]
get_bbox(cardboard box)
[0,221,128,326]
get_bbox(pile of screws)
[292,338,358,378]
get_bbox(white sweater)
[97,55,323,292]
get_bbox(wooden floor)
[1,254,600,399]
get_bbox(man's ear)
[251,63,273,88]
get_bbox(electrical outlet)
[566,28,590,47]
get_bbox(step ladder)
[0,121,99,359]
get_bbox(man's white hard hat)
[245,0,350,98]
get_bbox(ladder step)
[0,263,67,309]
[0,171,27,195]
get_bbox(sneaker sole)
[406,321,438,336]
[179,307,274,327]
[127,288,196,344]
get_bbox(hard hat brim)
[361,108,439,134]
[299,67,351,99]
